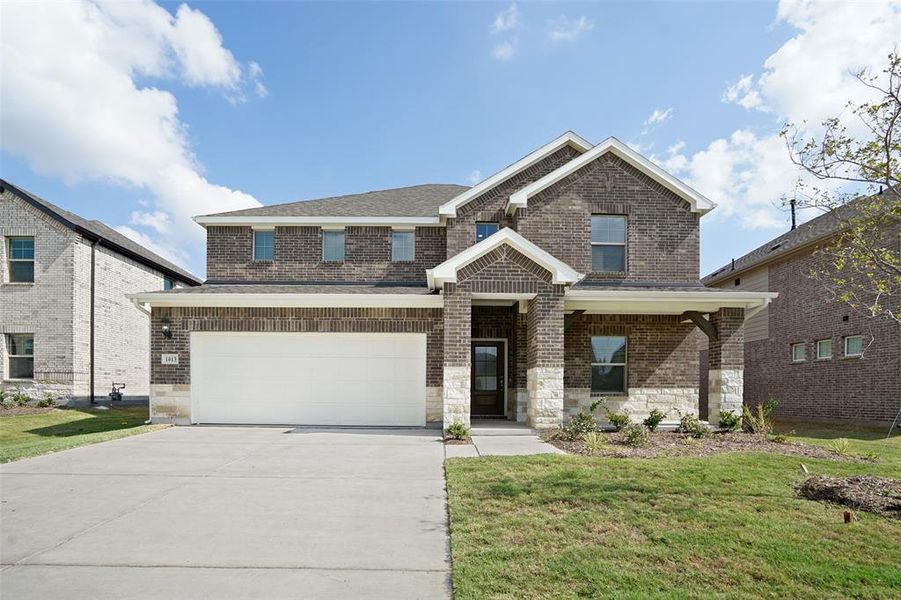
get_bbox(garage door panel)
[191,332,427,426]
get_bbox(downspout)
[89,239,97,404]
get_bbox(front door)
[471,342,505,417]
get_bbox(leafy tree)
[781,53,901,324]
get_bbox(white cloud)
[492,3,519,33]
[465,170,483,185]
[0,1,264,274]
[722,75,763,110]
[492,39,517,61]
[645,107,673,126]
[670,0,901,231]
[115,225,188,268]
[547,15,594,43]
[130,210,171,235]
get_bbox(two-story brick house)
[0,180,201,403]
[132,133,774,429]
[703,200,900,426]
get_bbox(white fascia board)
[427,228,584,289]
[564,289,777,315]
[193,216,441,227]
[507,137,717,215]
[438,132,593,218]
[127,292,444,309]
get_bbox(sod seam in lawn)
[446,428,901,599]
[0,406,166,463]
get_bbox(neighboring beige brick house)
[703,201,900,427]
[132,133,774,428]
[0,180,201,403]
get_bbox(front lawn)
[445,426,901,599]
[0,406,165,463]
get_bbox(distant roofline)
[1,179,202,285]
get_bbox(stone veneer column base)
[443,366,471,428]
[565,387,699,424]
[526,367,564,429]
[515,388,528,422]
[708,368,744,426]
[426,387,443,423]
[150,384,191,425]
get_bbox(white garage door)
[191,332,427,426]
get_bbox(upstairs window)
[163,276,175,291]
[7,237,34,283]
[591,216,626,272]
[791,343,806,363]
[475,223,499,243]
[253,230,274,261]
[6,334,34,379]
[392,231,415,262]
[323,230,345,262]
[591,336,627,394]
[844,335,864,357]
[816,339,833,360]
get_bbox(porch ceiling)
[564,289,777,317]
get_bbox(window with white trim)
[591,336,627,394]
[844,335,864,357]
[323,230,345,262]
[392,231,415,262]
[253,230,274,261]
[7,237,34,283]
[475,223,499,243]
[6,334,34,379]
[591,216,626,272]
[816,339,833,360]
[791,343,806,362]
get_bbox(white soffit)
[507,136,717,215]
[564,289,777,316]
[128,292,443,309]
[426,228,583,289]
[438,131,593,218]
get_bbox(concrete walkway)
[445,421,564,458]
[1,426,451,599]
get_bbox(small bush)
[37,393,56,408]
[562,411,598,441]
[606,411,630,432]
[11,387,30,406]
[865,451,879,462]
[622,423,650,447]
[445,421,471,441]
[581,431,606,455]
[679,413,708,439]
[643,409,666,431]
[743,398,778,435]
[770,433,789,444]
[829,437,851,456]
[718,410,741,432]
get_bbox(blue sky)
[2,1,898,277]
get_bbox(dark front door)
[471,342,505,417]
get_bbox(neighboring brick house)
[703,202,900,427]
[132,133,773,428]
[0,180,201,403]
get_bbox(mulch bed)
[444,437,473,445]
[799,475,901,519]
[547,430,855,461]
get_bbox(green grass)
[446,426,901,599]
[0,406,165,463]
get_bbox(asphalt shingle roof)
[203,184,469,219]
[1,179,202,285]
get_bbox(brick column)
[526,288,565,429]
[442,283,471,428]
[708,307,745,426]
[514,309,528,422]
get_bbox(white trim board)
[193,216,441,228]
[128,292,444,309]
[427,228,584,289]
[507,136,716,215]
[564,289,777,316]
[438,131,592,218]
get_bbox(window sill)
[842,354,863,360]
[321,260,345,264]
[2,282,36,286]
[815,357,832,361]
[791,360,806,364]
[591,391,628,397]
[3,378,34,383]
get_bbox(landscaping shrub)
[679,413,708,439]
[606,411,630,431]
[829,437,851,456]
[622,423,650,447]
[11,387,30,407]
[743,398,778,435]
[0,389,11,409]
[718,410,741,432]
[643,409,666,431]
[446,421,471,441]
[562,411,598,441]
[37,393,56,408]
[581,431,606,455]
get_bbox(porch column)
[708,307,745,426]
[442,283,471,428]
[526,289,565,429]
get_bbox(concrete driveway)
[0,426,450,599]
